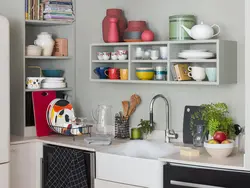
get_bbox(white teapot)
[181,22,220,40]
[34,32,55,56]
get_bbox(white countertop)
[11,135,247,171]
[159,150,245,171]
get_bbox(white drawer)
[96,152,163,188]
[95,179,144,188]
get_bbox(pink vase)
[108,18,119,43]
[102,9,127,42]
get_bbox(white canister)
[34,32,55,56]
[155,66,167,80]
[135,47,144,60]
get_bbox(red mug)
[105,68,120,79]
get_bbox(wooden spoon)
[122,101,129,118]
[127,100,136,117]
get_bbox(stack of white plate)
[178,49,215,59]
[42,77,67,89]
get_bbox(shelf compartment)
[91,62,129,80]
[90,79,218,85]
[25,87,73,92]
[92,60,129,63]
[25,20,74,26]
[170,59,217,63]
[130,62,168,81]
[169,81,218,85]
[25,56,72,60]
[90,79,131,83]
[132,60,168,63]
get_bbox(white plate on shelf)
[181,49,207,53]
[44,77,65,81]
[178,51,215,59]
[43,80,65,83]
[42,82,66,89]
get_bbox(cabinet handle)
[171,180,225,188]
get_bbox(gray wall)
[75,0,245,131]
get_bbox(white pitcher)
[34,32,55,56]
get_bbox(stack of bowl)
[136,67,155,80]
[42,70,66,89]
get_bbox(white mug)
[188,66,206,81]
[135,47,144,59]
[160,46,168,60]
[150,50,159,60]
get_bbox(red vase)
[102,9,127,43]
[108,18,119,43]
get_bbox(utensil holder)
[115,117,130,139]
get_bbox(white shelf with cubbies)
[90,40,237,85]
[22,0,76,136]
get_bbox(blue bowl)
[42,70,64,77]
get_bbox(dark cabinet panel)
[164,163,250,188]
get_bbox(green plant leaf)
[190,102,235,139]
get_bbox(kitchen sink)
[105,140,179,159]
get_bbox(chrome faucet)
[149,94,178,143]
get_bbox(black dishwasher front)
[42,144,95,188]
[164,163,250,188]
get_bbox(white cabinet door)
[10,143,37,188]
[95,179,145,188]
[0,163,9,188]
[0,15,10,164]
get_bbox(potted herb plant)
[137,119,155,139]
[191,103,236,139]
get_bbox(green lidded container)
[169,15,196,40]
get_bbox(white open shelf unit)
[25,20,74,26]
[90,40,237,85]
[25,56,72,60]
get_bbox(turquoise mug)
[205,68,217,82]
[94,67,109,79]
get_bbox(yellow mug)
[120,69,128,80]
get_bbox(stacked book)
[171,64,191,81]
[42,0,74,21]
[25,0,74,21]
[25,0,45,20]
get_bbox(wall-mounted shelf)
[25,88,73,92]
[170,59,217,63]
[132,60,169,63]
[92,60,129,63]
[25,56,72,60]
[90,40,237,85]
[25,20,74,26]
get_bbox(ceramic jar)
[102,9,127,43]
[34,32,55,56]
[169,15,196,40]
[124,21,148,42]
[125,21,147,32]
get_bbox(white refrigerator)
[0,15,10,188]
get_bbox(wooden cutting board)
[183,105,203,144]
[32,91,56,137]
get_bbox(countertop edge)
[10,135,247,171]
[158,157,247,171]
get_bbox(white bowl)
[204,140,234,158]
[136,67,154,71]
[26,45,42,56]
[118,54,128,60]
